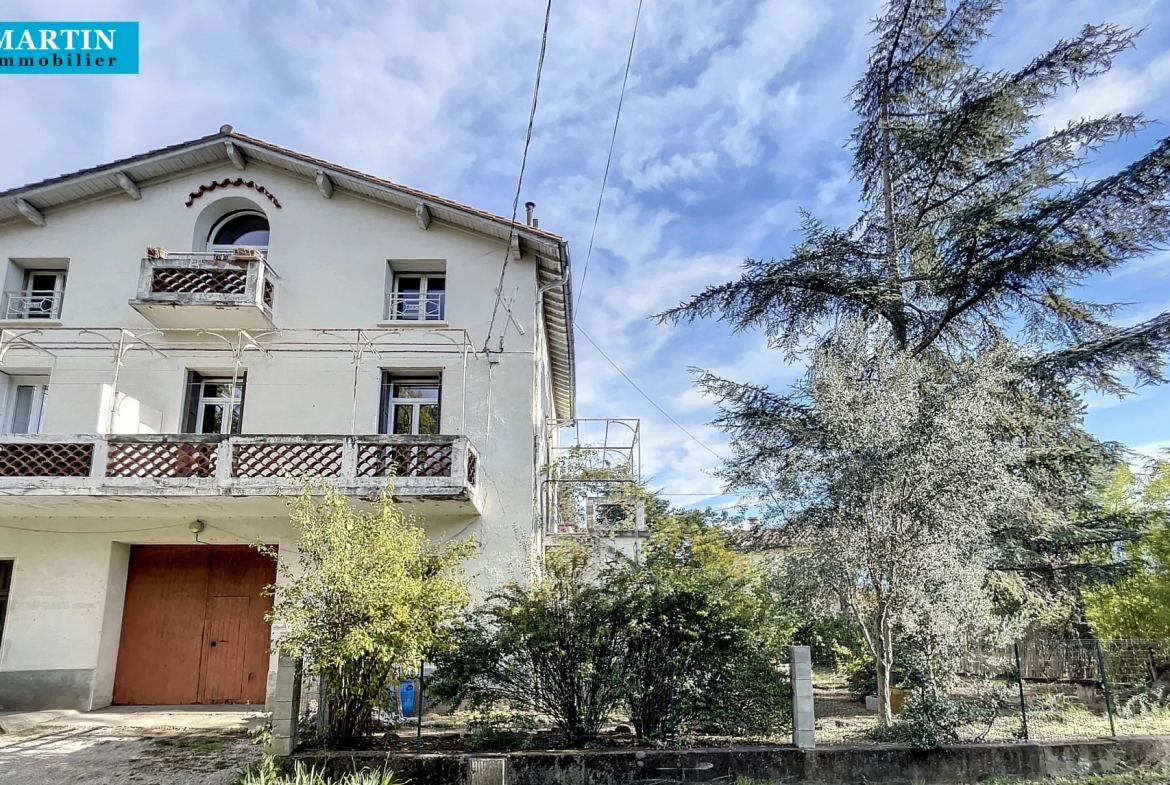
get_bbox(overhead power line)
[484,0,554,353]
[574,0,644,319]
[576,325,723,461]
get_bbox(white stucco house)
[0,126,575,714]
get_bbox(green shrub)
[613,514,792,739]
[429,545,629,746]
[869,683,1014,749]
[466,710,538,751]
[259,484,474,748]
[793,616,865,669]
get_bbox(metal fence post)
[789,645,815,749]
[416,660,425,753]
[1094,640,1117,738]
[668,662,677,748]
[1014,642,1029,741]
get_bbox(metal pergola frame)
[0,325,478,436]
[543,417,645,544]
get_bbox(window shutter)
[377,371,391,435]
[234,376,247,434]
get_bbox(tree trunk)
[874,608,895,726]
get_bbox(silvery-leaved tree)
[746,325,1026,724]
[658,0,1170,623]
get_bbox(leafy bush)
[837,645,878,701]
[259,484,474,748]
[869,683,1014,749]
[248,717,274,748]
[1084,462,1170,641]
[432,512,795,746]
[793,615,866,670]
[466,710,538,751]
[614,514,792,740]
[429,545,629,746]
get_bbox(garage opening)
[112,544,276,705]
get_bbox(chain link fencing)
[809,639,1170,746]
[289,640,1170,750]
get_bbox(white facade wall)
[0,161,562,710]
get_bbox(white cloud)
[1043,52,1170,132]
[1132,441,1170,459]
[3,0,1169,498]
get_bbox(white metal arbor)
[543,417,644,540]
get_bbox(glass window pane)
[393,404,414,435]
[229,404,242,434]
[212,214,270,246]
[393,383,438,400]
[232,229,269,246]
[396,276,421,293]
[202,382,242,400]
[29,274,58,292]
[10,386,34,434]
[425,277,445,291]
[418,404,439,435]
[201,403,224,434]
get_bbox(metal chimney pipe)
[524,201,535,226]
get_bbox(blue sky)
[3,0,1168,512]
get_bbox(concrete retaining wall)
[292,736,1170,785]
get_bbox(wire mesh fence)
[290,640,1170,750]
[809,639,1170,746]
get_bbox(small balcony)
[2,290,64,321]
[129,251,277,329]
[0,434,481,515]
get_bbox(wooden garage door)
[112,545,276,705]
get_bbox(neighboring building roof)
[0,126,576,418]
[725,525,788,553]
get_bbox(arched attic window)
[208,211,270,253]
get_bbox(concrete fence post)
[269,656,302,757]
[789,645,815,749]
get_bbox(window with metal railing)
[386,273,445,321]
[4,270,65,320]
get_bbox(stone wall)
[292,736,1170,785]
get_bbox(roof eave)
[0,128,578,417]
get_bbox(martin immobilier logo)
[0,22,138,74]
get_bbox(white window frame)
[2,375,49,434]
[387,273,446,322]
[382,376,441,435]
[195,377,245,435]
[207,211,270,255]
[6,270,65,320]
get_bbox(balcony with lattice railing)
[130,251,278,329]
[0,434,480,510]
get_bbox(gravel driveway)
[0,716,262,784]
